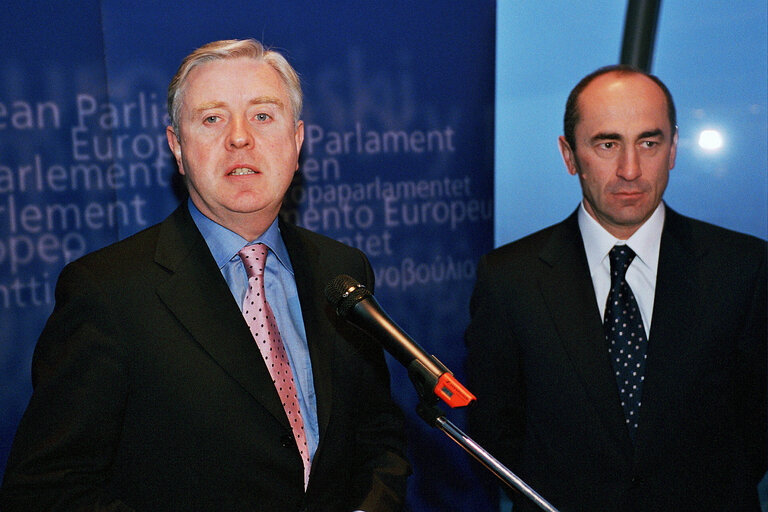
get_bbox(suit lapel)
[538,212,634,460]
[279,222,335,442]
[632,209,702,457]
[153,204,290,429]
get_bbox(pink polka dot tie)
[238,243,310,488]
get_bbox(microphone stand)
[324,276,558,510]
[412,379,560,512]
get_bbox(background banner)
[1,2,496,510]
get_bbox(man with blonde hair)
[1,39,410,511]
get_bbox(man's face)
[167,57,303,239]
[558,72,677,239]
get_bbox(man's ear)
[558,136,579,176]
[668,128,678,171]
[294,120,304,171]
[166,126,184,174]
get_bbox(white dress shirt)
[578,201,665,337]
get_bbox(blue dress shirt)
[188,199,319,464]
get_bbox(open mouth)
[229,167,257,176]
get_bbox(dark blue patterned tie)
[604,245,648,443]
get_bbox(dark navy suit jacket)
[466,207,766,511]
[2,203,410,512]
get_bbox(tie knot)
[238,243,268,279]
[608,245,636,282]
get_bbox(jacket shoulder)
[481,218,573,271]
[665,208,766,261]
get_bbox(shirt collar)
[578,200,665,271]
[188,198,294,274]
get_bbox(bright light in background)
[698,129,724,151]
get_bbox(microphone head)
[324,274,372,318]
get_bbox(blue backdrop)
[494,2,767,509]
[1,2,495,510]
[4,1,765,510]
[495,1,767,245]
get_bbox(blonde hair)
[167,39,302,134]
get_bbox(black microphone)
[324,274,475,408]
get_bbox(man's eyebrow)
[637,129,664,140]
[191,96,285,115]
[589,129,666,143]
[591,132,622,142]
[193,101,227,114]
[249,96,285,109]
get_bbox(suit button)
[280,433,293,447]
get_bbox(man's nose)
[227,117,254,149]
[617,146,641,180]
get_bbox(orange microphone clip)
[434,372,476,408]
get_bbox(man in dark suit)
[1,39,410,511]
[466,65,766,511]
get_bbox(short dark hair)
[563,64,677,152]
